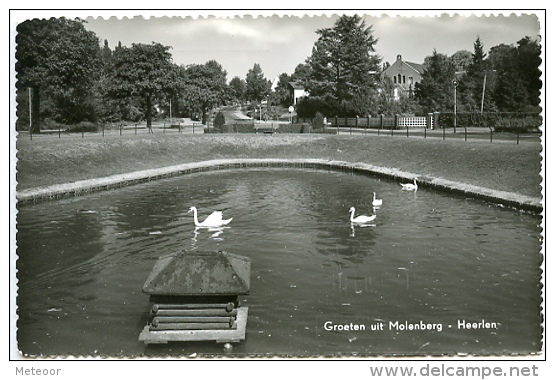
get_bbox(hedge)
[438,112,542,132]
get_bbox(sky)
[11,10,542,83]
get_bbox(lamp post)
[481,70,496,113]
[28,87,32,140]
[453,78,458,133]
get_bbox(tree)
[450,50,473,72]
[291,63,312,82]
[305,14,381,116]
[107,42,178,129]
[414,50,457,112]
[488,37,541,112]
[454,37,490,112]
[213,111,226,131]
[514,37,542,109]
[228,76,246,104]
[245,63,271,103]
[272,73,293,107]
[373,75,418,116]
[183,60,228,125]
[15,17,102,131]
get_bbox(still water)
[16,169,542,356]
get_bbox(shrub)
[213,111,226,130]
[437,112,542,132]
[312,112,325,129]
[65,121,99,133]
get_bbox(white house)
[288,82,309,105]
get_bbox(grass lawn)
[15,132,543,199]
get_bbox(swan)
[349,207,376,224]
[188,206,233,227]
[372,192,383,207]
[400,178,418,191]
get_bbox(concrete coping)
[16,158,542,213]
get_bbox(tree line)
[15,16,541,133]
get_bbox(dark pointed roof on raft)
[143,251,251,296]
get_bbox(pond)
[16,168,542,356]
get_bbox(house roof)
[404,61,424,74]
[383,54,424,76]
[289,81,306,90]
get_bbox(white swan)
[188,206,233,227]
[400,178,418,191]
[372,192,383,207]
[349,207,376,224]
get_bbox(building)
[382,54,424,100]
[288,82,309,105]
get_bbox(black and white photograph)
[9,8,545,371]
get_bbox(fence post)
[58,125,61,138]
[135,124,137,135]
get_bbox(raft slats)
[153,309,238,317]
[150,322,236,331]
[139,306,249,344]
[152,302,234,312]
[152,316,234,325]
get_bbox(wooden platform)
[139,306,248,344]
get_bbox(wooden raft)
[139,302,248,344]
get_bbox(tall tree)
[183,60,228,125]
[415,50,457,112]
[272,73,293,107]
[15,17,101,131]
[450,50,473,72]
[228,76,246,104]
[488,37,541,112]
[291,63,312,82]
[305,14,381,116]
[456,37,491,112]
[245,63,271,103]
[107,42,177,129]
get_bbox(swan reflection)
[191,226,230,244]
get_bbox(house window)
[409,76,413,85]
[403,76,406,84]
[393,76,397,83]
[398,74,401,83]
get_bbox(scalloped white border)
[7,7,547,371]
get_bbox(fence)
[329,114,435,129]
[397,116,429,128]
[25,112,540,144]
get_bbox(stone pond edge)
[16,158,543,213]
